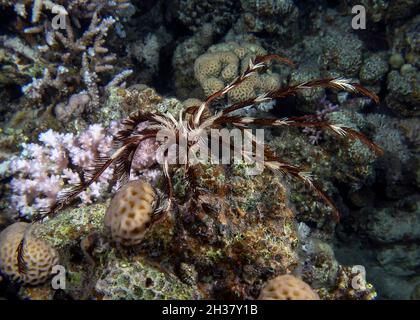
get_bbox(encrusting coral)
[169,0,239,35]
[0,222,59,285]
[95,256,202,300]
[238,0,299,42]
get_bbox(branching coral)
[8,124,116,218]
[3,0,131,23]
[0,0,133,113]
[7,119,161,218]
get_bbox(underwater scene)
[0,0,419,302]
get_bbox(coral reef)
[383,14,419,117]
[0,0,419,302]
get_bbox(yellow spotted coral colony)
[104,180,157,246]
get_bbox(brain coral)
[194,42,281,103]
[258,274,320,300]
[0,222,59,285]
[104,180,157,246]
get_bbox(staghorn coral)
[258,274,319,300]
[2,0,67,23]
[0,222,59,285]
[0,0,133,114]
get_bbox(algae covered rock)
[154,163,300,299]
[95,257,201,300]
[33,202,108,249]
